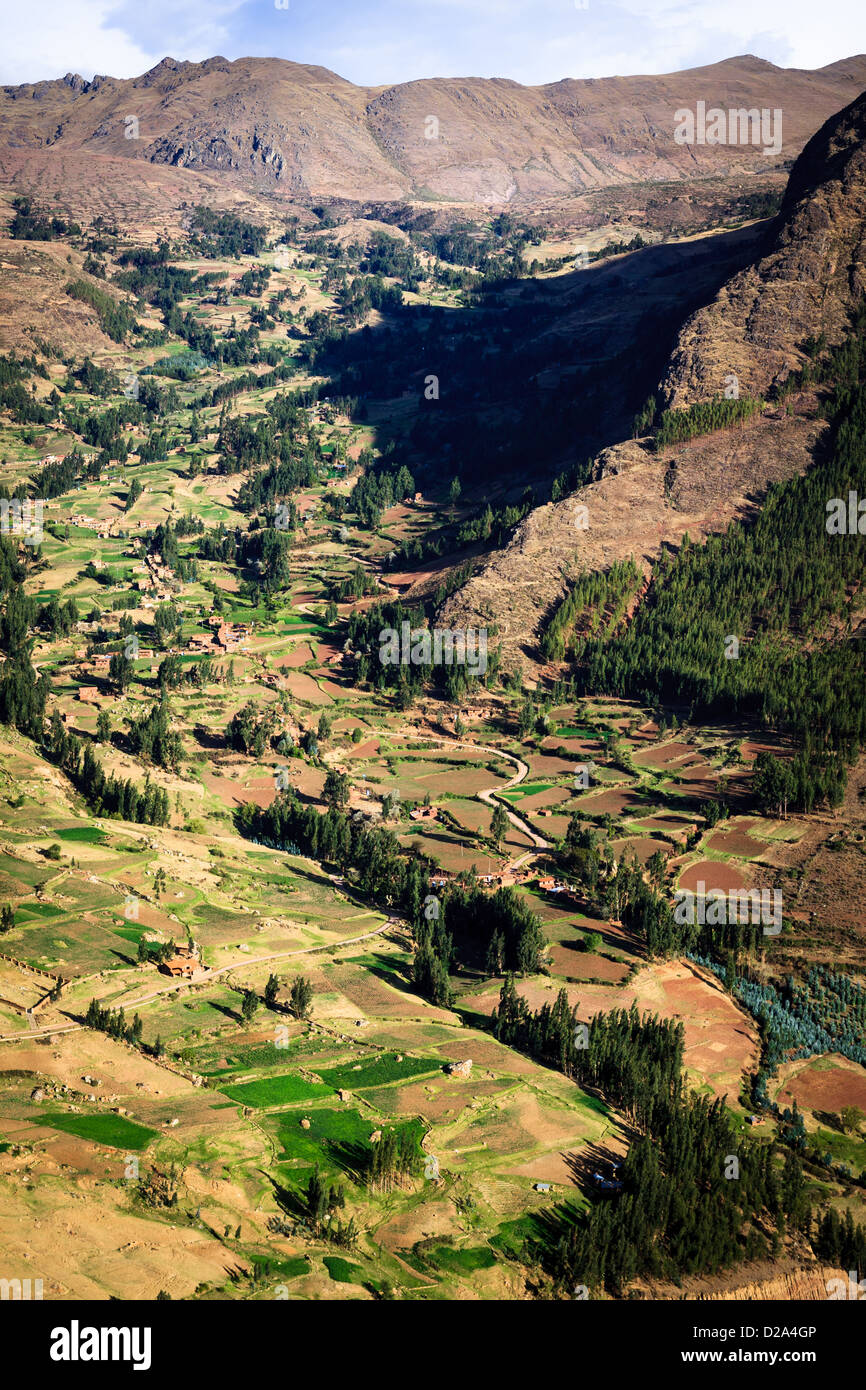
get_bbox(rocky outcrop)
[1,54,865,205]
[695,1267,851,1300]
[661,90,866,406]
[442,88,866,666]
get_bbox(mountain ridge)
[3,53,866,205]
[439,87,866,664]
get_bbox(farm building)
[158,944,201,979]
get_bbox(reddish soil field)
[678,860,748,892]
[576,789,645,815]
[740,739,787,764]
[398,830,502,876]
[314,641,342,663]
[611,835,673,865]
[775,1057,866,1114]
[283,672,333,704]
[326,964,451,1021]
[446,800,533,850]
[707,827,769,856]
[415,768,507,795]
[244,775,281,808]
[634,815,697,836]
[273,643,315,668]
[518,787,574,810]
[289,765,327,800]
[674,760,717,782]
[524,754,580,776]
[541,737,599,756]
[531,813,572,837]
[343,739,380,758]
[547,942,631,982]
[311,674,344,699]
[634,741,693,767]
[200,769,276,809]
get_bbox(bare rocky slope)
[440,90,866,669]
[662,89,866,406]
[1,54,865,207]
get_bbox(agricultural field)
[0,140,864,1309]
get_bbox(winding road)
[396,731,550,851]
[0,733,547,1045]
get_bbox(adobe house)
[158,943,200,979]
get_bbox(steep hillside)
[1,54,864,206]
[441,89,866,666]
[663,89,866,405]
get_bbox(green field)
[39,1112,157,1151]
[222,1073,335,1108]
[316,1055,441,1089]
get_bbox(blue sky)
[2,0,864,87]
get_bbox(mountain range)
[2,53,866,206]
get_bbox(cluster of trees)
[85,998,144,1045]
[414,882,545,1007]
[10,196,80,240]
[349,464,414,529]
[563,827,695,958]
[814,1208,866,1276]
[115,242,219,310]
[43,713,170,825]
[333,563,377,603]
[541,559,642,661]
[347,597,495,706]
[752,749,847,818]
[693,956,866,1077]
[385,495,532,574]
[0,649,48,741]
[145,519,198,582]
[363,1128,423,1192]
[265,973,313,1019]
[328,274,405,331]
[32,451,85,498]
[188,207,267,258]
[157,654,223,691]
[127,702,184,771]
[236,791,435,917]
[137,937,178,966]
[0,555,50,740]
[577,327,866,812]
[227,701,277,756]
[561,822,779,961]
[654,395,763,449]
[64,279,138,343]
[0,353,54,425]
[238,789,543,1011]
[519,1006,815,1293]
[357,230,424,290]
[301,1168,356,1245]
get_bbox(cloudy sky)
[2,0,864,87]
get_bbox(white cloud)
[1,0,864,88]
[0,0,158,84]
